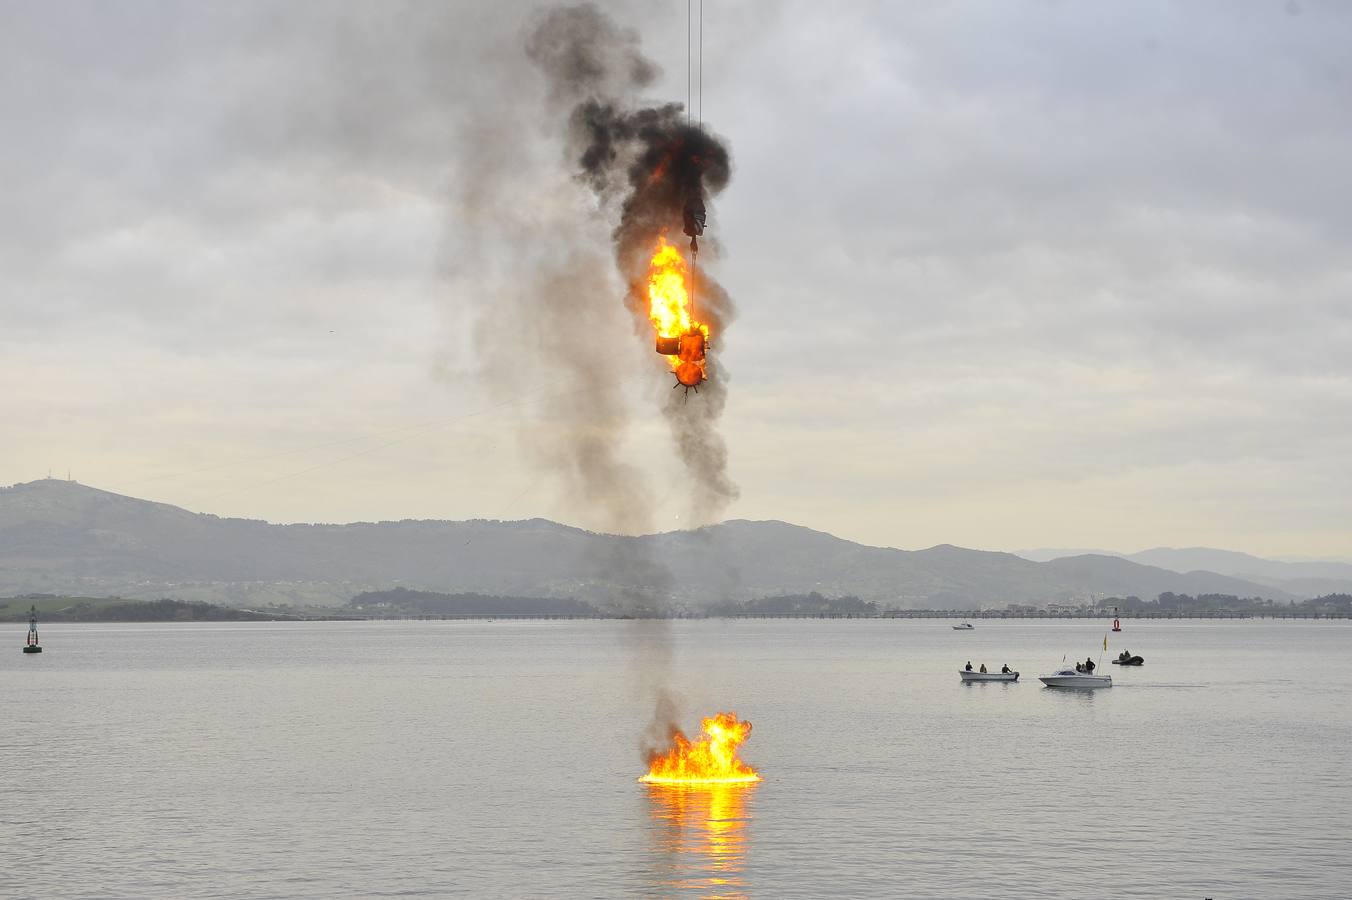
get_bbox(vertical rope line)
[691,241,697,322]
[687,0,694,321]
[699,0,703,125]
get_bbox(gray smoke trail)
[520,3,743,757]
[527,2,739,526]
[456,3,741,761]
[453,8,651,538]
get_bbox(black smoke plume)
[528,3,739,522]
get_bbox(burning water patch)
[641,712,760,785]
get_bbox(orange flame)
[646,234,709,387]
[641,712,761,785]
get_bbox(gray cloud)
[1,0,1349,556]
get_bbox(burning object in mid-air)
[640,711,761,785]
[647,234,711,393]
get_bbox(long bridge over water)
[340,610,1349,622]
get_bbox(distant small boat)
[1039,666,1111,689]
[1111,654,1144,666]
[960,670,1018,682]
[952,623,975,630]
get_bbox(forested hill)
[0,478,1302,610]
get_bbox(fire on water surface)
[641,712,761,785]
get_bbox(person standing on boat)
[1001,664,1011,674]
[965,661,973,672]
[1084,657,1096,673]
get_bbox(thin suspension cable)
[685,0,701,323]
[693,248,698,322]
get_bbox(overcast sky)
[2,0,1349,557]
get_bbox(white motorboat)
[952,623,974,630]
[1038,666,1112,689]
[960,669,1018,682]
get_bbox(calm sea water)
[3,619,1349,898]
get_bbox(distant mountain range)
[1,479,1342,610]
[1017,546,1352,599]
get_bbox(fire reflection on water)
[645,782,755,898]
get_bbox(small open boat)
[952,623,974,630]
[960,670,1018,682]
[1039,666,1112,689]
[1111,654,1144,666]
